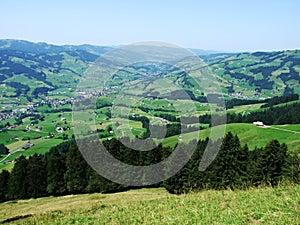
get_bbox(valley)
[1,40,300,172]
[2,1,300,224]
[0,41,299,225]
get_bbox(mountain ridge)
[0,39,300,104]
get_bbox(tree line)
[223,93,298,109]
[260,93,299,108]
[0,133,299,202]
[200,102,300,125]
[164,133,300,193]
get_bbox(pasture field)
[1,91,300,172]
[2,101,300,172]
[163,123,300,151]
[0,111,73,171]
[0,185,299,224]
[226,103,265,114]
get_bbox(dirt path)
[0,149,25,163]
[269,126,300,134]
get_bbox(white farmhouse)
[253,121,264,127]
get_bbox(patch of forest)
[0,133,299,202]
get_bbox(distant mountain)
[0,39,112,55]
[0,40,105,100]
[0,39,300,103]
[189,48,228,56]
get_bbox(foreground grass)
[0,185,299,224]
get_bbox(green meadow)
[163,123,300,151]
[0,185,299,224]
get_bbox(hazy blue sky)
[1,0,299,52]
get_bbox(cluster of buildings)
[230,92,263,99]
[40,97,74,108]
[0,107,31,121]
[0,97,74,122]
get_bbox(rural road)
[269,126,300,134]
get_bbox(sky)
[1,0,299,52]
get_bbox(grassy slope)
[209,50,300,97]
[163,123,300,151]
[0,185,299,224]
[226,103,265,114]
[226,100,300,115]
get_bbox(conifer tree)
[26,154,47,198]
[236,144,250,185]
[46,148,67,195]
[282,149,300,183]
[85,166,103,193]
[0,170,10,202]
[85,166,123,193]
[207,132,249,190]
[0,144,9,155]
[64,143,88,193]
[255,140,287,186]
[163,142,201,194]
[8,155,28,199]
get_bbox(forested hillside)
[1,40,300,106]
[205,50,300,97]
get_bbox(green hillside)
[163,123,300,151]
[0,40,300,107]
[0,186,299,224]
[207,50,300,98]
[1,39,300,176]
